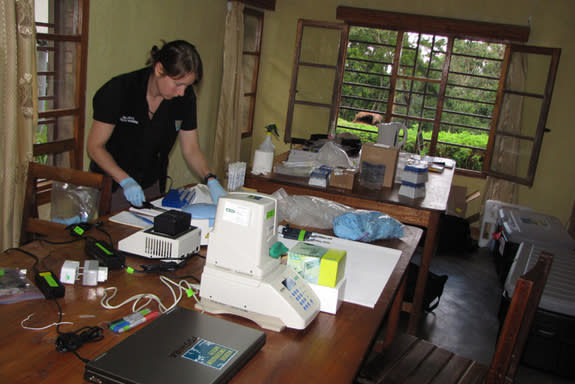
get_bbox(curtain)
[0,0,37,250]
[211,1,244,183]
[482,52,526,206]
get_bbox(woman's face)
[155,63,196,99]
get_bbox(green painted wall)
[85,0,575,226]
[249,0,575,226]
[85,0,226,188]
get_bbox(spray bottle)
[251,124,279,175]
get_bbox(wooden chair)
[20,162,112,245]
[357,252,553,384]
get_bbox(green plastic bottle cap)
[269,241,289,259]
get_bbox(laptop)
[85,306,266,384]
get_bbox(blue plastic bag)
[333,211,404,242]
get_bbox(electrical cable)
[100,275,201,314]
[3,247,104,362]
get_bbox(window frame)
[34,0,90,170]
[241,7,264,138]
[284,7,560,185]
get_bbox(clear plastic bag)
[50,181,100,225]
[316,141,354,168]
[272,188,355,229]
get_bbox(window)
[240,7,264,138]
[339,27,506,173]
[284,8,560,186]
[34,0,89,169]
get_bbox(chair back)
[20,162,112,245]
[487,251,553,383]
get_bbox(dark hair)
[147,40,203,84]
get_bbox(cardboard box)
[447,185,481,219]
[329,168,358,190]
[287,242,346,287]
[309,278,346,314]
[287,242,328,284]
[318,248,346,287]
[360,143,399,189]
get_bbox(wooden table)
[0,219,421,384]
[245,159,454,334]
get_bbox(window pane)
[300,26,341,65]
[35,0,81,35]
[243,13,260,52]
[242,55,256,93]
[291,104,331,140]
[37,40,79,110]
[490,135,533,180]
[37,115,76,143]
[296,66,336,104]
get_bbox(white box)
[308,278,346,314]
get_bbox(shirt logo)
[120,115,139,124]
[175,120,182,131]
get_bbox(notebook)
[84,306,266,384]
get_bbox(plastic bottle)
[252,124,279,175]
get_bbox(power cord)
[3,247,104,362]
[52,298,103,362]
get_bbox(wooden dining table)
[0,216,422,383]
[245,152,455,334]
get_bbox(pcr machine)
[198,192,320,331]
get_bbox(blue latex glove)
[207,178,227,203]
[51,215,82,226]
[119,177,145,207]
[333,211,404,242]
[181,203,217,226]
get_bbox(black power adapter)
[85,238,125,270]
[35,270,65,299]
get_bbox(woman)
[87,40,225,212]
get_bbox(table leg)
[406,211,440,334]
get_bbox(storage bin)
[492,207,575,283]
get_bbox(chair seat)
[358,333,489,384]
[357,252,553,384]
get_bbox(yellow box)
[318,249,346,287]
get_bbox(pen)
[129,212,154,225]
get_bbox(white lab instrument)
[118,226,202,261]
[198,192,320,331]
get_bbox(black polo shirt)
[90,67,197,190]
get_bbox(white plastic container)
[252,134,275,175]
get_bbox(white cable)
[100,276,201,314]
[21,313,73,331]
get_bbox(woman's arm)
[179,129,213,180]
[86,120,130,183]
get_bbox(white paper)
[279,229,401,308]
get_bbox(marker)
[110,309,152,332]
[117,311,159,333]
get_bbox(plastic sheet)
[50,181,100,225]
[272,188,355,229]
[316,141,354,168]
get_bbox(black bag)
[438,214,477,254]
[404,262,448,312]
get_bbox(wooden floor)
[362,244,573,384]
